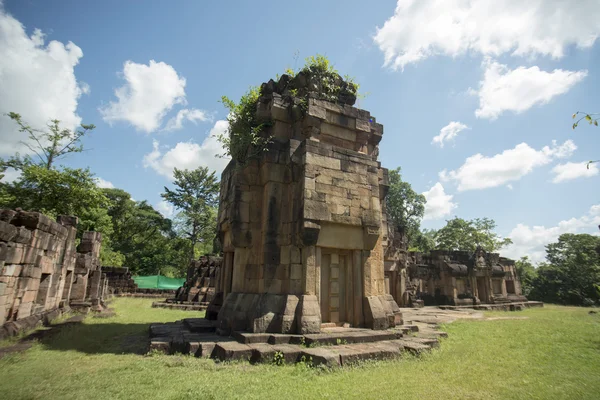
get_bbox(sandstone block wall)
[102,266,138,294]
[382,242,528,307]
[0,209,105,335]
[174,256,222,303]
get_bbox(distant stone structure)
[176,256,222,303]
[151,256,222,311]
[102,266,138,294]
[208,73,402,334]
[383,229,528,307]
[0,209,106,339]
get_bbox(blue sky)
[1,0,599,262]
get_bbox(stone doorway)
[320,250,351,325]
[477,277,487,303]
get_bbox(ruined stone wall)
[382,246,528,307]
[0,209,105,337]
[102,266,138,294]
[174,256,222,303]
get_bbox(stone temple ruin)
[152,256,223,311]
[150,72,540,364]
[1,210,107,339]
[384,232,531,309]
[212,76,402,334]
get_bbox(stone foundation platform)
[437,301,543,312]
[152,301,208,311]
[149,318,445,367]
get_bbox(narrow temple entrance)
[320,250,350,325]
[506,280,515,294]
[477,277,487,303]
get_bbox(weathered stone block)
[304,200,331,221]
[0,220,17,242]
[17,301,33,319]
[1,264,22,277]
[4,244,24,264]
[306,153,341,170]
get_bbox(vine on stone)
[217,55,361,165]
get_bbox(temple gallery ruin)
[1,71,539,364]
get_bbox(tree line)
[0,113,219,277]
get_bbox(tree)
[411,228,438,253]
[515,256,537,297]
[161,167,220,260]
[529,234,600,306]
[0,164,118,264]
[386,167,426,247]
[3,112,95,170]
[434,217,512,253]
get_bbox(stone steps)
[148,318,445,366]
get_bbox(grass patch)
[1,299,599,399]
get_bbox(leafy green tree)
[161,167,220,261]
[3,112,95,171]
[101,188,189,275]
[172,206,218,257]
[410,228,438,252]
[386,167,426,247]
[435,217,512,252]
[0,164,118,264]
[515,256,537,297]
[530,234,600,306]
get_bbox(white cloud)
[506,184,513,190]
[504,204,600,263]
[373,0,600,70]
[0,6,87,156]
[95,177,115,189]
[472,60,587,120]
[1,167,21,183]
[422,182,458,221]
[441,140,576,191]
[100,60,187,133]
[163,108,211,132]
[156,200,174,219]
[143,120,230,179]
[551,161,599,183]
[432,121,469,148]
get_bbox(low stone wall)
[0,209,105,339]
[102,266,137,294]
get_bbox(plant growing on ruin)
[217,87,272,165]
[572,111,599,169]
[216,55,361,165]
[272,351,285,366]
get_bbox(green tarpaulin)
[133,275,185,290]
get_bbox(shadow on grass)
[26,318,153,355]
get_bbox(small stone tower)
[210,72,402,334]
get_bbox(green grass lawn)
[1,298,599,400]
